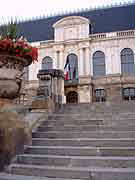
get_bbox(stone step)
[46,115,135,122]
[32,131,135,138]
[60,102,135,109]
[42,120,135,127]
[61,104,135,108]
[41,120,135,127]
[5,101,135,180]
[50,112,135,115]
[59,109,135,114]
[32,138,135,147]
[61,102,135,110]
[25,146,135,156]
[0,173,83,180]
[17,154,135,168]
[42,120,104,126]
[47,114,135,120]
[9,164,135,179]
[48,114,113,120]
[62,102,135,107]
[38,125,135,131]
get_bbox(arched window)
[95,89,106,102]
[42,56,53,70]
[121,48,134,76]
[93,51,106,77]
[64,53,78,80]
[123,88,135,100]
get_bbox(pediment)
[53,16,90,28]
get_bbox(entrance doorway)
[66,91,78,103]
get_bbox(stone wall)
[64,74,135,103]
[29,30,135,81]
[23,74,135,104]
[0,104,30,170]
[0,103,46,171]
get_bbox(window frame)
[95,89,106,102]
[42,56,53,70]
[121,48,134,76]
[66,53,78,80]
[123,88,135,101]
[93,51,106,77]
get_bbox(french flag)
[64,58,70,80]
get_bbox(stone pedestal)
[0,55,32,170]
[0,102,30,170]
[31,99,55,112]
[31,69,64,111]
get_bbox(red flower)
[0,37,38,63]
[31,47,38,62]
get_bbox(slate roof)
[5,3,135,42]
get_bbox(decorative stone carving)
[0,54,32,99]
[53,16,90,28]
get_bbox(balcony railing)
[89,30,135,40]
[38,30,135,47]
[64,79,79,86]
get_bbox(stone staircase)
[1,102,135,180]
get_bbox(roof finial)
[4,0,134,25]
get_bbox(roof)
[6,3,135,42]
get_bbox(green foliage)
[0,19,18,39]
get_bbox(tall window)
[93,51,106,77]
[123,88,135,101]
[121,48,134,76]
[95,89,106,102]
[66,53,78,80]
[42,56,53,70]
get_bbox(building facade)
[20,3,135,104]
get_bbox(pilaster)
[78,48,84,76]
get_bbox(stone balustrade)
[38,30,135,46]
[89,30,135,40]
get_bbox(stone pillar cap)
[37,69,64,79]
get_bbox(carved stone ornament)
[53,16,90,28]
[38,75,51,80]
[0,54,32,99]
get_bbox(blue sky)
[0,0,134,23]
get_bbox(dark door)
[66,91,78,103]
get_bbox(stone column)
[85,47,90,75]
[52,76,58,102]
[78,48,84,76]
[57,75,65,103]
[53,51,58,69]
[59,50,64,70]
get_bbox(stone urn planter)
[0,54,32,100]
[0,21,38,170]
[0,54,32,170]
